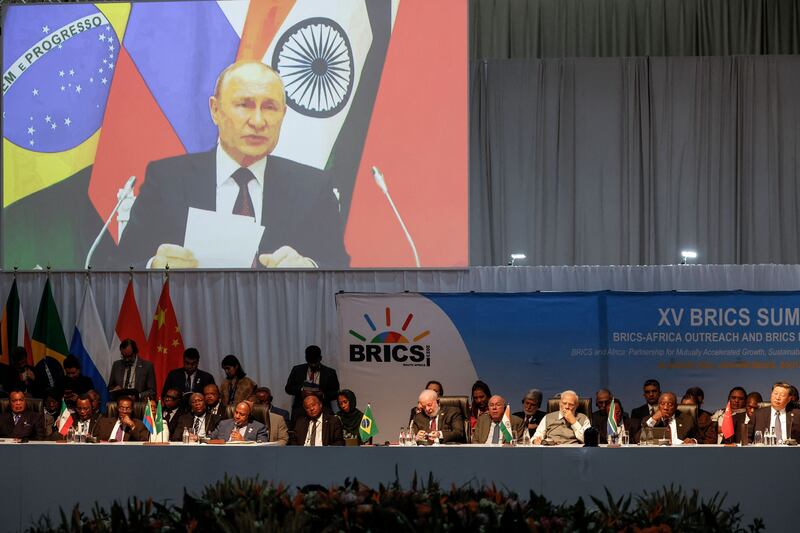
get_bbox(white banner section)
[336,293,477,442]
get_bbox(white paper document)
[184,208,265,268]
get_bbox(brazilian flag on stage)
[359,404,379,442]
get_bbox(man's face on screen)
[210,63,286,167]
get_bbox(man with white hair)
[411,389,466,444]
[533,390,591,445]
[473,395,524,444]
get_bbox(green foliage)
[28,477,764,533]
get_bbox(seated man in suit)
[254,387,290,425]
[204,383,226,418]
[639,392,698,445]
[161,348,215,405]
[209,401,267,442]
[0,390,45,440]
[750,381,799,442]
[171,392,221,441]
[513,389,546,441]
[591,392,631,443]
[533,390,591,445]
[93,396,149,442]
[731,391,763,443]
[630,379,661,424]
[292,394,344,446]
[473,395,524,444]
[412,389,466,445]
[161,388,185,437]
[69,394,100,440]
[107,339,156,400]
[111,60,348,270]
[408,380,446,425]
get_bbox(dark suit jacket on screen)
[411,405,466,444]
[108,149,349,268]
[292,412,345,446]
[0,411,46,440]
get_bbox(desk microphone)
[372,166,420,267]
[84,175,136,269]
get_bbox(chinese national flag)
[721,400,735,440]
[147,280,184,396]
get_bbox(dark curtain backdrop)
[470,0,800,59]
[470,55,800,266]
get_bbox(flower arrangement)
[29,473,763,532]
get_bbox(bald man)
[472,395,524,444]
[411,389,466,444]
[209,401,268,442]
[111,60,348,269]
[533,390,591,445]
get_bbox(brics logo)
[348,307,431,366]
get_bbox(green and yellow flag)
[359,404,379,442]
[31,279,69,365]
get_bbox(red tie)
[232,168,255,217]
[430,416,437,432]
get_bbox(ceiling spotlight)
[508,253,526,266]
[680,250,698,265]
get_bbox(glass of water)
[754,430,763,445]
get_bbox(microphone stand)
[84,176,136,269]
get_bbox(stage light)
[508,253,527,266]
[680,250,698,265]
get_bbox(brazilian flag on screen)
[359,404,378,442]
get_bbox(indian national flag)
[359,404,379,442]
[57,399,74,436]
[500,405,514,443]
[607,398,620,437]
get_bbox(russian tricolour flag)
[69,283,112,408]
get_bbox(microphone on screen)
[84,175,136,269]
[371,166,421,267]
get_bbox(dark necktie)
[123,364,133,389]
[664,418,673,442]
[185,372,193,392]
[491,422,500,444]
[13,414,20,425]
[309,420,318,446]
[775,412,783,441]
[115,424,125,442]
[193,416,201,434]
[232,168,256,217]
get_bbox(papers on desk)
[184,208,265,267]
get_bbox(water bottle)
[67,427,75,443]
[399,427,406,446]
[182,427,189,444]
[521,430,531,447]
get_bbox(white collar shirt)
[215,144,266,225]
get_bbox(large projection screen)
[1,0,467,270]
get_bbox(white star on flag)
[27,126,35,135]
[51,123,57,130]
[45,116,51,122]
[64,118,71,126]
[90,78,94,83]
[101,78,108,84]
[99,34,106,41]
[42,26,50,34]
[108,63,114,70]
[32,88,39,96]
[98,68,103,73]
[69,69,75,76]
[60,86,65,91]
[59,70,65,77]
[29,140,34,146]
[108,44,115,52]
[75,85,82,94]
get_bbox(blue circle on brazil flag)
[3,4,118,152]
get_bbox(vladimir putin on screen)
[113,61,348,269]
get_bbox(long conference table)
[1,442,796,532]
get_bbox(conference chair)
[0,397,43,414]
[105,401,147,420]
[546,397,592,417]
[439,395,471,443]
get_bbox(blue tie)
[491,423,500,444]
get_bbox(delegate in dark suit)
[107,358,156,400]
[638,410,698,443]
[170,412,222,441]
[472,412,524,444]
[0,411,46,440]
[107,149,349,268]
[93,417,150,442]
[292,412,345,446]
[411,405,466,444]
[591,410,632,442]
[161,368,216,400]
[209,418,268,442]
[285,363,340,409]
[512,410,546,438]
[749,407,800,441]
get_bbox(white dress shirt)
[304,418,324,446]
[646,415,682,444]
[215,143,267,225]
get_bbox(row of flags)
[0,277,184,403]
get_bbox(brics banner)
[337,292,800,440]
